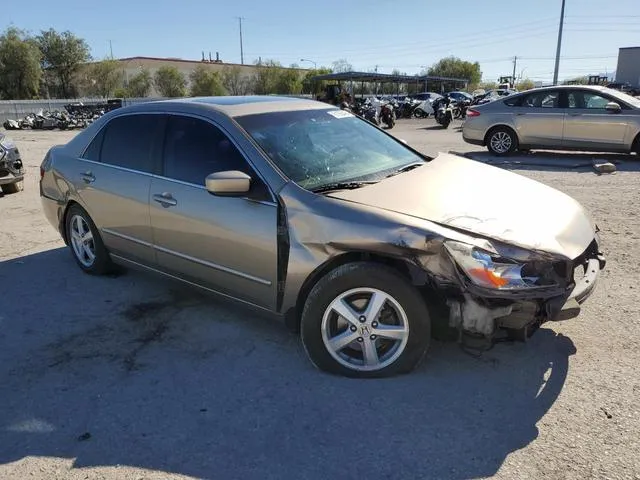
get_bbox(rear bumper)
[40,191,66,240]
[461,124,485,146]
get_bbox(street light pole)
[235,17,245,64]
[300,59,317,69]
[553,0,566,85]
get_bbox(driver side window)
[162,115,270,199]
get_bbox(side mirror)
[205,170,251,196]
[605,101,621,113]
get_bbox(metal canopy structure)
[310,71,469,94]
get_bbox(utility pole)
[235,17,245,64]
[553,0,566,85]
[512,56,517,87]
[109,40,113,59]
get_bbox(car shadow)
[451,150,640,173]
[0,247,576,480]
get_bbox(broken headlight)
[444,241,557,290]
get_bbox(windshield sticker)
[327,109,354,119]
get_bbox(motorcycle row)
[340,94,471,130]
[2,100,122,131]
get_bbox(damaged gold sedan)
[39,96,605,378]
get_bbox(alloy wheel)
[69,214,96,267]
[490,131,513,153]
[321,287,410,372]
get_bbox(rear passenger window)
[82,129,104,161]
[99,114,163,173]
[521,91,560,108]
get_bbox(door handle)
[153,193,177,207]
[81,171,95,184]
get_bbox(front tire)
[65,204,113,275]
[301,262,431,378]
[487,126,518,155]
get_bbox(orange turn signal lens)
[468,267,509,288]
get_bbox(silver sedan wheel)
[490,131,513,153]
[321,287,410,372]
[69,214,96,268]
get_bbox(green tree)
[113,87,128,98]
[516,78,535,91]
[331,59,353,73]
[427,56,482,86]
[274,68,302,94]
[301,67,332,95]
[251,59,281,94]
[221,65,250,95]
[36,28,91,98]
[86,58,122,98]
[189,65,226,96]
[0,27,42,99]
[153,66,186,97]
[126,68,152,97]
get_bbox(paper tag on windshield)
[327,109,354,119]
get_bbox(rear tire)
[65,204,114,275]
[300,262,431,378]
[1,181,23,194]
[486,126,518,155]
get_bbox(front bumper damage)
[0,144,24,186]
[445,238,605,348]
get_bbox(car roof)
[518,84,609,93]
[121,95,333,118]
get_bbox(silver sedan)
[462,85,640,155]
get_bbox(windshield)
[236,108,426,190]
[609,89,640,108]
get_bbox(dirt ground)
[1,119,639,480]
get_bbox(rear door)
[511,89,564,147]
[562,89,631,149]
[149,114,278,310]
[76,113,164,265]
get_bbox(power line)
[244,20,558,58]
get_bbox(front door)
[512,89,564,147]
[562,89,630,150]
[75,113,165,265]
[149,114,278,310]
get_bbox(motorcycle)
[413,99,435,118]
[362,102,379,125]
[432,96,454,128]
[379,103,396,129]
[396,98,421,118]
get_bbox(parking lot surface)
[1,119,639,480]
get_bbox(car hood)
[328,153,595,259]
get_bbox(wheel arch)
[632,130,640,154]
[284,251,432,332]
[484,124,520,147]
[60,199,83,245]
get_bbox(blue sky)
[4,0,639,83]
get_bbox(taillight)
[40,166,45,179]
[466,109,481,117]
